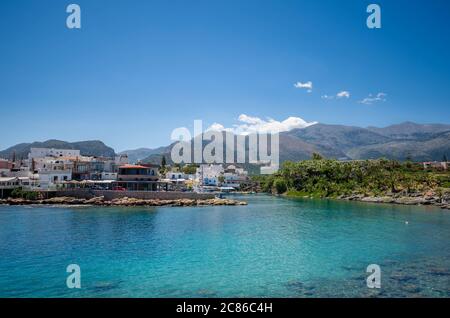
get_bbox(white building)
[196,164,224,187]
[26,153,74,189]
[222,165,249,189]
[0,158,12,177]
[166,171,186,180]
[37,170,72,189]
[423,161,448,170]
[28,148,81,160]
[0,176,39,191]
[103,155,129,173]
[101,172,117,180]
[115,154,128,165]
[31,158,73,172]
[0,177,20,189]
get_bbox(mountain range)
[134,121,450,164]
[1,122,449,164]
[0,140,115,159]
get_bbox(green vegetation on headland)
[10,188,40,201]
[253,155,450,209]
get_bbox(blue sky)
[1,0,449,152]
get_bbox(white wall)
[166,172,186,180]
[38,170,72,189]
[29,148,80,159]
[101,172,117,180]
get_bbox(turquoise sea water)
[0,194,449,298]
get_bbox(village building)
[28,148,81,160]
[115,164,160,191]
[423,161,448,170]
[196,164,224,187]
[0,176,38,197]
[103,154,129,173]
[37,170,72,189]
[222,165,250,189]
[166,171,187,180]
[0,158,13,177]
[100,172,118,180]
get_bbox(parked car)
[113,186,126,191]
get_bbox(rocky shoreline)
[0,196,248,207]
[338,191,450,210]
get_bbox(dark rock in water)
[285,280,304,291]
[381,259,398,266]
[401,284,422,294]
[365,290,382,298]
[389,273,417,282]
[428,267,450,276]
[342,265,362,271]
[350,275,366,282]
[377,289,387,297]
[285,280,317,296]
[304,285,316,290]
[92,281,121,292]
[196,289,218,297]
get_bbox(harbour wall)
[51,189,215,201]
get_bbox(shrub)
[273,178,287,194]
[10,188,24,198]
[24,191,39,201]
[10,188,39,200]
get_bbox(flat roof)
[0,177,17,182]
[119,164,152,169]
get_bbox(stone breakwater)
[338,191,450,210]
[0,196,248,207]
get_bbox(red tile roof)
[119,164,151,169]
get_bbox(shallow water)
[0,195,449,297]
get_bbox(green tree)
[11,188,24,198]
[312,153,324,160]
[273,178,287,194]
[182,164,198,175]
[161,155,166,168]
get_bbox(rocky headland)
[0,196,248,207]
[338,191,450,210]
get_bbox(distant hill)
[0,140,116,159]
[347,130,450,161]
[138,122,450,165]
[367,121,450,140]
[2,122,449,165]
[119,146,170,164]
[287,124,391,152]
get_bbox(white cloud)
[322,91,350,100]
[294,81,313,93]
[206,114,317,135]
[336,91,350,99]
[206,123,226,132]
[359,92,387,105]
[237,114,264,125]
